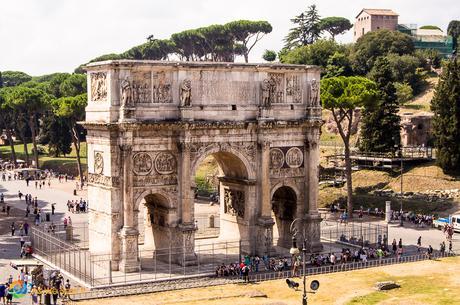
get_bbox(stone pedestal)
[177,222,197,266]
[179,106,194,121]
[304,214,323,253]
[119,226,140,272]
[258,107,274,120]
[119,106,136,122]
[256,217,276,256]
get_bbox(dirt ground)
[78,256,460,305]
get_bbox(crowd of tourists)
[0,268,72,305]
[66,198,88,213]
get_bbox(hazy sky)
[0,0,458,76]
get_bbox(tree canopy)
[0,71,32,87]
[321,76,379,216]
[284,4,322,49]
[431,58,460,174]
[319,17,352,40]
[262,50,277,62]
[351,30,415,75]
[447,20,460,52]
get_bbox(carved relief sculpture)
[310,79,319,106]
[179,79,192,107]
[153,72,172,103]
[94,151,104,174]
[154,152,177,175]
[224,189,245,218]
[269,148,285,169]
[120,78,133,107]
[285,147,304,168]
[91,72,107,101]
[132,152,153,175]
[286,75,302,103]
[268,73,284,103]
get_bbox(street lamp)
[288,218,320,305]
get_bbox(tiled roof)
[356,9,399,18]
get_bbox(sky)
[0,0,458,76]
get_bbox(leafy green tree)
[415,49,442,69]
[360,57,401,153]
[431,58,460,174]
[226,20,272,63]
[447,20,460,52]
[0,88,17,163]
[5,87,50,167]
[319,17,352,40]
[171,29,207,61]
[262,50,277,62]
[1,71,32,87]
[40,114,72,157]
[280,39,346,69]
[384,53,427,94]
[351,30,414,75]
[54,94,87,185]
[394,82,413,105]
[324,51,353,78]
[321,76,378,216]
[0,71,3,88]
[284,4,322,49]
[59,74,87,97]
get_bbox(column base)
[177,222,197,266]
[304,213,323,253]
[255,217,276,256]
[118,226,140,273]
[179,106,194,121]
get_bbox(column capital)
[257,140,271,150]
[177,142,192,152]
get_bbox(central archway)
[192,148,254,243]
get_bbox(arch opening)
[141,193,171,251]
[272,186,297,248]
[193,149,251,243]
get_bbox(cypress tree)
[359,57,401,153]
[431,58,460,174]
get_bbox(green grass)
[0,142,87,176]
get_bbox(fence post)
[154,250,157,280]
[109,260,112,284]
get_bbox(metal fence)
[67,251,458,302]
[32,220,387,288]
[320,220,388,250]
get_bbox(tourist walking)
[10,223,15,236]
[0,282,6,305]
[417,236,422,252]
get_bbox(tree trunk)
[344,143,353,218]
[20,132,30,166]
[72,125,84,187]
[244,53,249,63]
[5,129,17,165]
[29,115,39,168]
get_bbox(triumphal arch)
[83,60,323,272]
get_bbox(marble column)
[119,144,140,272]
[304,128,323,253]
[178,142,197,265]
[179,142,193,224]
[256,141,275,256]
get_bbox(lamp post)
[394,144,404,227]
[289,218,310,305]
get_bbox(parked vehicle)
[433,214,460,232]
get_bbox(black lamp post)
[289,219,320,305]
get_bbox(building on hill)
[400,112,433,147]
[353,9,399,41]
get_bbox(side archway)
[271,185,299,248]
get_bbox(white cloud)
[0,0,458,75]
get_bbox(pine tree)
[431,58,460,174]
[284,5,322,49]
[359,57,401,153]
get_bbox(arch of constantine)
[83,60,323,272]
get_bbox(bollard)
[209,215,215,228]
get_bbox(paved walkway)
[0,176,88,304]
